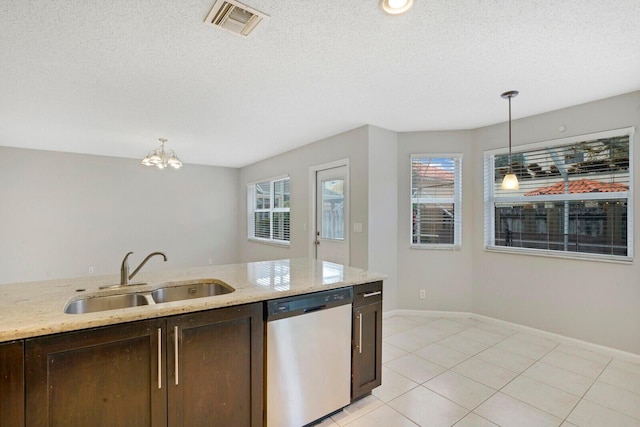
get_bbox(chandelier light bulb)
[149,152,161,164]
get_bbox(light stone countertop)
[0,258,385,342]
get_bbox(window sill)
[410,244,461,251]
[484,246,632,264]
[248,237,290,248]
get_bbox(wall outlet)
[89,266,94,274]
[353,223,363,233]
[208,258,213,265]
[419,289,426,299]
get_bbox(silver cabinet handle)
[174,326,179,386]
[157,328,162,389]
[358,312,363,354]
[363,291,381,298]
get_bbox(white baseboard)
[383,309,640,364]
[385,309,473,320]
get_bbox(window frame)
[410,154,463,250]
[483,127,634,262]
[247,175,290,246]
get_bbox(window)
[483,128,633,261]
[411,155,462,248]
[248,176,290,245]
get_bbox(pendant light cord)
[508,95,512,174]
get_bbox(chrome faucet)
[120,251,167,285]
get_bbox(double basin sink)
[64,280,234,314]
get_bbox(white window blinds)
[411,155,462,248]
[248,177,290,244]
[483,128,633,261]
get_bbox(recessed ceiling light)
[380,0,414,15]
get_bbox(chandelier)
[141,138,183,169]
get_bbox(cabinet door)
[166,303,263,427]
[352,301,382,401]
[26,319,167,427]
[0,340,24,427]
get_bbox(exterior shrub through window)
[411,155,462,248]
[483,128,633,260]
[248,176,290,244]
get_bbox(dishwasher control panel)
[266,287,353,321]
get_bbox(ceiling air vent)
[204,0,269,37]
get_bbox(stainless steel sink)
[64,293,150,314]
[64,279,234,314]
[151,280,235,303]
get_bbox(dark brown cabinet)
[351,281,383,401]
[26,319,167,427]
[25,303,263,427]
[166,303,263,427]
[1,340,24,427]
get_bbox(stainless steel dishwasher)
[266,287,353,427]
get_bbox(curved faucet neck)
[129,251,168,283]
[120,251,167,285]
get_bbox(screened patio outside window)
[483,128,633,261]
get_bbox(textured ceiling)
[1,0,639,167]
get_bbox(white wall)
[368,126,399,310]
[470,91,640,354]
[238,126,370,268]
[0,147,239,284]
[4,91,639,354]
[396,130,475,313]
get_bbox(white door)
[315,166,348,264]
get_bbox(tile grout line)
[387,318,507,426]
[560,357,611,425]
[561,358,640,424]
[388,319,564,425]
[480,342,586,424]
[410,338,482,426]
[380,318,481,425]
[381,317,637,427]
[463,334,618,424]
[435,332,560,423]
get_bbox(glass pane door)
[321,179,344,240]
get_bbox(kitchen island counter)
[0,258,385,342]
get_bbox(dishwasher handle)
[303,305,326,313]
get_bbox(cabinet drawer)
[353,281,382,307]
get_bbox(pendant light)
[141,138,183,170]
[501,90,519,190]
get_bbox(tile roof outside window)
[524,178,629,196]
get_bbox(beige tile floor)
[318,315,640,427]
